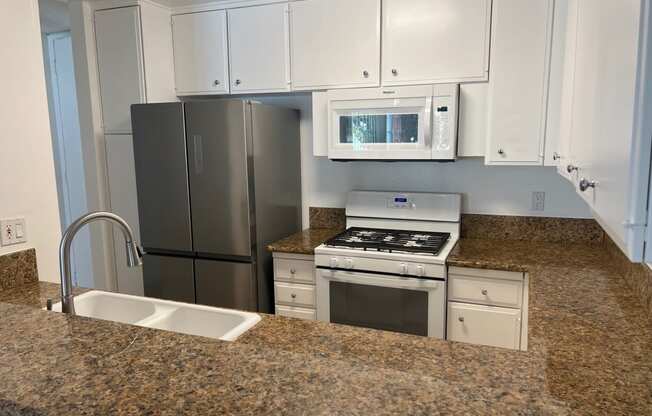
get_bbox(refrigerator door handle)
[192,134,204,174]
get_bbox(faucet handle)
[46,299,53,311]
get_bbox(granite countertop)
[1,239,651,414]
[266,228,342,255]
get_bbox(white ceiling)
[39,0,70,33]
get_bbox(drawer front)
[275,305,316,320]
[447,302,521,350]
[275,282,316,308]
[448,274,523,308]
[274,258,315,284]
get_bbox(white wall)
[0,0,62,282]
[253,94,592,228]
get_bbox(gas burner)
[325,227,451,256]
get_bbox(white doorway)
[43,30,94,288]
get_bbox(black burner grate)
[325,227,451,256]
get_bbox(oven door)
[316,269,446,338]
[328,96,432,160]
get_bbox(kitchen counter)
[1,239,651,415]
[266,228,342,255]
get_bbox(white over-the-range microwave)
[326,84,459,161]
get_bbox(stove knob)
[399,263,408,275]
[330,257,339,268]
[416,265,425,277]
[344,258,354,269]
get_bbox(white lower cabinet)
[276,305,317,321]
[447,267,528,350]
[448,303,522,350]
[273,253,316,320]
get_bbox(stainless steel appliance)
[314,191,461,338]
[131,100,301,313]
[326,85,459,160]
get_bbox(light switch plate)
[1,218,27,246]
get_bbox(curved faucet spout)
[59,212,142,315]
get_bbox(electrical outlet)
[1,218,27,246]
[531,192,545,212]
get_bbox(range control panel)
[388,193,416,209]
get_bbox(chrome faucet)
[59,211,142,315]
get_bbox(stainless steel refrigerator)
[130,100,301,313]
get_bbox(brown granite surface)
[266,228,342,255]
[1,237,651,414]
[0,249,38,291]
[308,207,346,229]
[604,234,652,318]
[461,214,605,244]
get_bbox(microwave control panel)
[432,84,459,160]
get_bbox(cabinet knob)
[497,148,505,155]
[481,289,488,296]
[579,178,596,192]
[567,164,578,174]
[391,68,398,76]
[553,152,561,161]
[290,267,296,274]
[235,79,242,85]
[291,293,297,299]
[213,80,220,86]
[458,316,465,323]
[363,70,369,78]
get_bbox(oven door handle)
[319,269,443,290]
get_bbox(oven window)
[329,281,428,336]
[339,114,419,145]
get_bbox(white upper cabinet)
[95,6,146,134]
[566,0,650,261]
[228,3,290,93]
[551,0,580,179]
[290,0,381,90]
[172,10,230,95]
[485,0,554,165]
[381,0,491,86]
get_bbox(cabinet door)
[485,0,554,165]
[554,0,580,179]
[447,302,521,350]
[382,0,491,86]
[172,10,229,95]
[228,3,290,93]
[105,134,144,296]
[290,0,380,90]
[569,0,645,261]
[94,6,146,134]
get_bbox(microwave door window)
[339,114,419,147]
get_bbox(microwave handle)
[423,96,433,148]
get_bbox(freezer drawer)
[195,259,256,311]
[142,254,195,303]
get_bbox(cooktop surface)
[324,227,451,256]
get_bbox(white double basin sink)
[50,291,261,341]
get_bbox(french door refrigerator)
[131,100,301,313]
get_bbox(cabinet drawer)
[448,274,523,308]
[275,282,315,308]
[447,302,521,350]
[275,304,316,320]
[274,258,315,284]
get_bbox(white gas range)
[314,191,461,339]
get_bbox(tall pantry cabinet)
[93,2,176,294]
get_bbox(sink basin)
[50,291,261,341]
[51,291,157,324]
